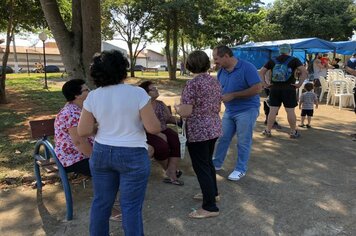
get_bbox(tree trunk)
[0,0,14,104]
[180,36,186,75]
[165,27,173,79]
[81,0,101,86]
[171,11,178,80]
[128,42,135,78]
[39,0,101,88]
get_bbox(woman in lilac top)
[139,81,183,186]
[176,50,222,219]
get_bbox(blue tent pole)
[305,50,307,65]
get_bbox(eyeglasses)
[149,86,157,91]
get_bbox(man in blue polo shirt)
[212,45,262,181]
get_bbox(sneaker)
[227,170,246,181]
[289,130,300,138]
[261,129,272,137]
[306,125,312,128]
[214,166,223,171]
[298,124,305,128]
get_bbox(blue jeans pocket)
[90,149,105,169]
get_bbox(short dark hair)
[62,79,86,101]
[186,50,210,73]
[138,81,153,93]
[213,45,233,57]
[304,82,314,91]
[90,50,129,87]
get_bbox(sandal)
[163,178,184,186]
[110,213,122,222]
[176,170,183,179]
[189,208,219,219]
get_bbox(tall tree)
[199,0,264,47]
[268,0,356,40]
[39,0,101,87]
[0,0,45,104]
[150,0,218,79]
[102,0,154,77]
[250,9,283,42]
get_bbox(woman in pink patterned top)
[54,79,93,176]
[139,81,183,186]
[176,50,222,219]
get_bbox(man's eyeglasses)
[149,86,157,91]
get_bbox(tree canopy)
[268,0,356,41]
[0,0,46,103]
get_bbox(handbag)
[176,118,187,159]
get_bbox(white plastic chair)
[318,76,329,102]
[329,80,355,110]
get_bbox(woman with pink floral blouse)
[176,50,222,219]
[54,79,93,176]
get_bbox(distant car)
[31,65,60,73]
[0,66,14,74]
[44,65,60,73]
[133,65,146,71]
[153,64,168,71]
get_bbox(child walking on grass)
[299,83,318,128]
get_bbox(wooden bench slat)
[41,164,58,173]
[36,158,56,166]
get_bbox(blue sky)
[261,0,275,5]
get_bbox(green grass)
[0,72,190,183]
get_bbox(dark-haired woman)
[55,79,122,222]
[176,50,222,219]
[54,79,93,176]
[77,50,161,236]
[139,81,183,186]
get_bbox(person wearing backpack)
[259,44,308,138]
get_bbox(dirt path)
[1,93,356,235]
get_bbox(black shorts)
[301,109,314,117]
[64,158,91,176]
[269,86,298,108]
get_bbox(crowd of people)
[53,45,355,235]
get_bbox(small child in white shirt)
[299,83,318,128]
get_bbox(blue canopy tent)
[334,41,356,55]
[231,38,336,68]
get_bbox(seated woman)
[54,79,121,221]
[139,81,183,186]
[54,79,93,177]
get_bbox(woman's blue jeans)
[89,142,150,236]
[213,108,259,173]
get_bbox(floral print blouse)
[154,100,170,131]
[54,103,93,167]
[181,73,222,142]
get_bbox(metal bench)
[29,118,73,221]
[142,68,158,75]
